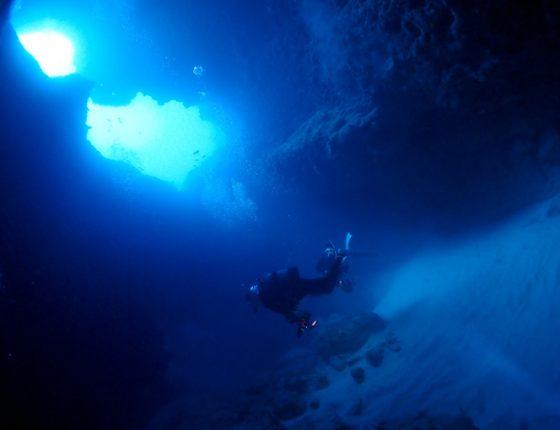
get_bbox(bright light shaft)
[86,92,218,189]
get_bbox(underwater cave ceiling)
[1,0,560,226]
[264,0,560,223]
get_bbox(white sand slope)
[369,196,560,428]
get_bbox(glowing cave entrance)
[17,29,77,77]
[86,92,218,189]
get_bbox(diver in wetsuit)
[246,235,351,336]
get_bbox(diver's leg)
[292,309,317,337]
[298,277,338,296]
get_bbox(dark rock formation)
[366,346,385,368]
[315,313,387,361]
[350,366,366,384]
[365,333,401,367]
[327,354,349,371]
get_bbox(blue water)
[1,1,560,429]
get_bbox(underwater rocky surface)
[255,0,560,230]
[153,312,480,430]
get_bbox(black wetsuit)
[257,255,345,323]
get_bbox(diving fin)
[345,232,352,251]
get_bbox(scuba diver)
[246,233,353,337]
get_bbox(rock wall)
[260,0,560,230]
